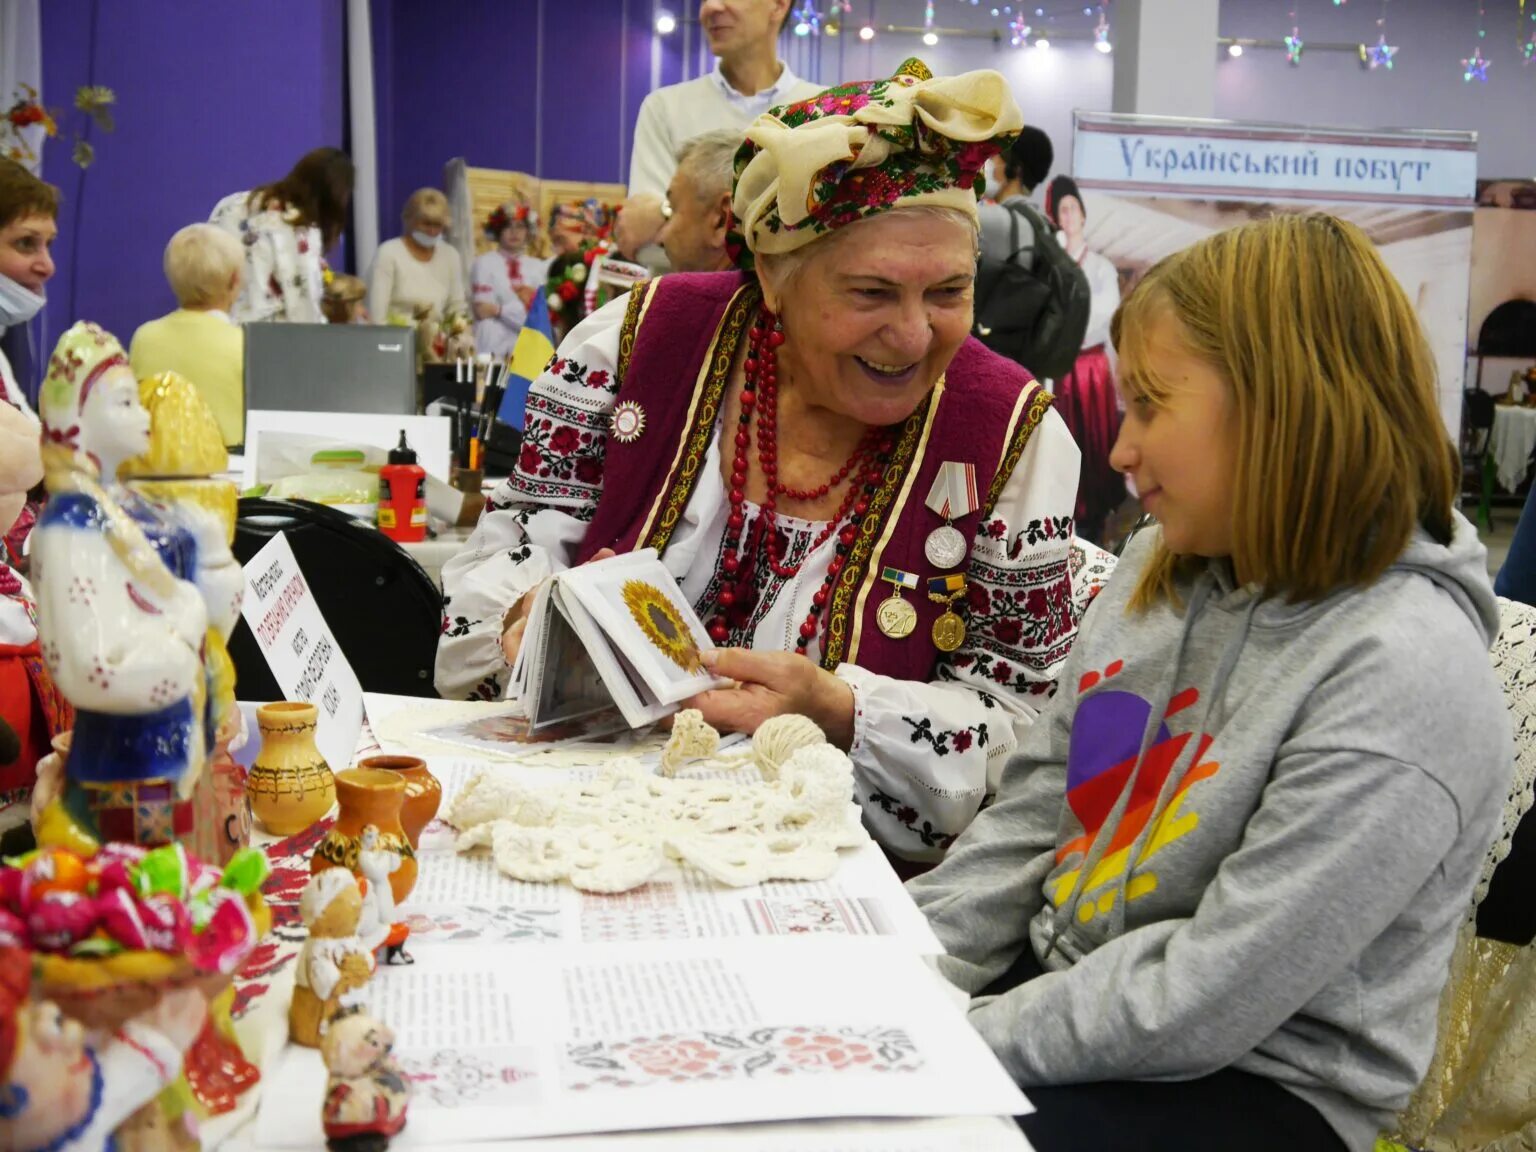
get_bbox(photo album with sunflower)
[509,548,729,733]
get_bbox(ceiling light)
[859,23,875,40]
[1034,37,1050,49]
[654,10,677,34]
[794,19,811,35]
[1095,38,1112,53]
[923,31,939,46]
[1227,43,1243,57]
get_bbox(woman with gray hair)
[438,60,1083,864]
[129,223,247,446]
[659,129,741,273]
[368,187,467,325]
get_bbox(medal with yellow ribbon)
[927,573,968,653]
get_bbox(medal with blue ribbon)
[926,573,968,652]
[877,566,919,639]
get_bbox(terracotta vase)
[358,755,441,848]
[190,714,252,865]
[311,768,418,904]
[247,702,336,836]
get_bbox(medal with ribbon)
[924,462,978,569]
[876,566,919,639]
[926,573,968,653]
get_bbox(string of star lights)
[1360,0,1397,70]
[1522,0,1535,63]
[1284,1,1304,64]
[1463,0,1491,82]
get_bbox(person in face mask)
[0,159,59,421]
[366,187,468,327]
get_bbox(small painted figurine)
[320,1008,411,1152]
[291,869,375,1048]
[356,823,412,966]
[0,946,208,1152]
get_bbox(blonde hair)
[163,223,243,308]
[321,273,367,324]
[402,187,448,229]
[1114,213,1457,611]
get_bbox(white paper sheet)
[253,939,1028,1146]
[239,532,365,770]
[227,1115,1030,1151]
[399,828,941,953]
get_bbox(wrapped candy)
[187,888,258,974]
[219,847,270,896]
[136,843,191,900]
[98,888,191,953]
[0,905,24,946]
[27,890,100,951]
[21,846,91,905]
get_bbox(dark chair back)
[229,498,442,700]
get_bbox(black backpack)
[972,200,1091,383]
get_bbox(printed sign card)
[239,531,364,769]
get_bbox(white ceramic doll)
[356,823,412,965]
[31,323,210,848]
[0,948,208,1152]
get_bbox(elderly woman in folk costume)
[437,61,1086,863]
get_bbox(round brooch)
[612,401,646,444]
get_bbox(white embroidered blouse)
[436,294,1105,861]
[210,191,327,324]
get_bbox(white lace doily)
[447,741,866,893]
[1481,597,1536,910]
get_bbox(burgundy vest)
[576,272,1054,683]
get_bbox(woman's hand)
[686,648,855,750]
[501,548,616,666]
[473,301,500,320]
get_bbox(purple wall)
[371,0,658,229]
[40,0,345,350]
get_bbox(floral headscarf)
[39,321,129,453]
[729,58,1023,269]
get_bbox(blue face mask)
[0,273,45,327]
[410,230,441,249]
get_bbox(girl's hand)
[685,648,854,750]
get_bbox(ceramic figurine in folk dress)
[291,869,375,1049]
[320,1009,411,1152]
[0,947,210,1152]
[30,323,235,851]
[121,371,249,865]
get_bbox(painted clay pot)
[358,755,441,848]
[311,768,417,904]
[191,714,252,865]
[247,702,336,836]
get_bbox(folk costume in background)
[1044,175,1122,547]
[438,62,1084,862]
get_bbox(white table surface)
[211,695,1033,1151]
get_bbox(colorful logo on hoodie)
[1050,660,1221,923]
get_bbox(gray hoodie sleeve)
[905,694,1073,994]
[966,744,1463,1085]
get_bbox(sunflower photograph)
[622,579,703,673]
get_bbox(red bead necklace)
[708,307,892,656]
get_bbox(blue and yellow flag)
[502,292,556,431]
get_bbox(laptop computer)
[244,324,419,424]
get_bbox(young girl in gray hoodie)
[908,213,1511,1152]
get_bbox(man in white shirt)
[659,129,740,273]
[616,0,822,259]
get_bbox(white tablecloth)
[1491,406,1536,493]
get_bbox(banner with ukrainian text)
[1071,112,1477,438]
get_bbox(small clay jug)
[358,755,441,848]
[312,767,418,904]
[247,702,336,836]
